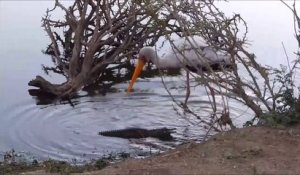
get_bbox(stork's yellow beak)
[127,58,146,94]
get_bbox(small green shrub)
[258,65,300,127]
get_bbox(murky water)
[0,1,298,162]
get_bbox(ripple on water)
[0,81,253,162]
[1,98,133,162]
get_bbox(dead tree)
[163,0,300,124]
[29,0,181,99]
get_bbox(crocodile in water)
[98,127,175,141]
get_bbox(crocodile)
[98,127,175,141]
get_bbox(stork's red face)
[127,55,146,93]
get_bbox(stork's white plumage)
[127,36,232,93]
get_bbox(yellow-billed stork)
[127,36,232,104]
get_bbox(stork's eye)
[140,56,146,62]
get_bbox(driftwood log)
[28,0,183,100]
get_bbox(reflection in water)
[28,65,181,106]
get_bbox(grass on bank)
[0,152,130,174]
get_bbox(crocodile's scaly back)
[99,128,149,138]
[98,127,175,141]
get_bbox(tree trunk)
[29,0,178,101]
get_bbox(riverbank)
[96,125,300,174]
[10,125,300,174]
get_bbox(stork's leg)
[183,71,190,109]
